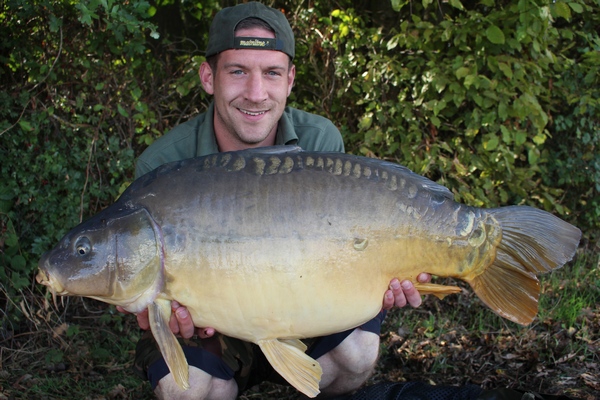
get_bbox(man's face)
[200,27,295,150]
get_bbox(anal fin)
[258,338,322,398]
[414,282,462,300]
[148,299,189,390]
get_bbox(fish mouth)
[35,268,52,286]
[36,267,66,308]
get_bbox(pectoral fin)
[414,282,461,300]
[148,299,189,390]
[258,338,322,398]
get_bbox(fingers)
[171,301,195,339]
[383,279,404,309]
[382,277,424,310]
[197,327,216,339]
[382,288,395,310]
[136,308,151,331]
[400,279,422,308]
[125,300,215,339]
[417,272,432,283]
[115,306,129,314]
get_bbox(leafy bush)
[1,0,162,323]
[289,0,599,230]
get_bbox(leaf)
[45,349,64,364]
[117,103,129,117]
[19,120,33,132]
[67,324,81,337]
[482,112,496,125]
[483,135,499,151]
[568,2,584,13]
[433,99,447,116]
[339,23,349,38]
[498,62,513,79]
[486,25,505,44]
[455,67,470,79]
[515,131,527,146]
[500,125,511,144]
[464,74,478,88]
[53,323,69,337]
[132,88,143,101]
[448,0,465,10]
[391,0,410,11]
[5,232,19,248]
[11,273,30,290]
[11,255,26,271]
[498,101,508,120]
[554,2,572,20]
[533,133,547,145]
[358,114,373,131]
[528,147,540,165]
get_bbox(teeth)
[240,109,266,116]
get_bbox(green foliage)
[289,0,598,228]
[1,0,162,321]
[1,0,598,327]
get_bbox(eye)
[75,237,91,256]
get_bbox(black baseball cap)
[205,2,295,59]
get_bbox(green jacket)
[135,102,344,178]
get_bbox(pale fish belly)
[162,213,478,342]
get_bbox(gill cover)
[106,207,164,309]
[41,206,164,311]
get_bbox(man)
[123,3,431,399]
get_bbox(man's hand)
[116,302,215,339]
[382,273,431,309]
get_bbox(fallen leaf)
[53,322,68,338]
[581,373,600,390]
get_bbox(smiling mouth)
[239,108,267,116]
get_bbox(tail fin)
[469,206,581,325]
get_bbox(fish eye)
[75,237,91,256]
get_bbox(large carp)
[37,146,581,397]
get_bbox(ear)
[199,62,215,95]
[287,63,296,96]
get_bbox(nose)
[244,73,268,103]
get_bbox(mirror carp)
[37,146,581,397]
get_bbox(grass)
[1,248,598,399]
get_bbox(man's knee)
[316,329,380,396]
[331,329,380,374]
[155,366,238,400]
